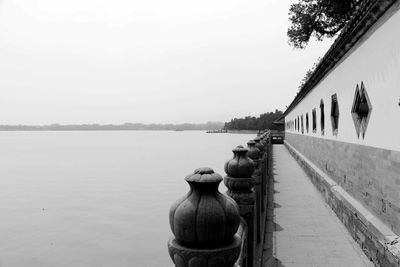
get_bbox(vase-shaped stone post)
[168,167,242,267]
[247,140,263,241]
[260,136,268,152]
[224,147,255,267]
[269,135,272,178]
[247,140,261,171]
[254,137,264,154]
[261,134,271,185]
[254,136,267,206]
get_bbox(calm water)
[0,131,254,267]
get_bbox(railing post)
[260,134,269,191]
[224,146,255,267]
[168,167,242,267]
[254,137,266,211]
[246,140,262,243]
[266,134,272,181]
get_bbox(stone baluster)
[259,135,268,182]
[224,147,255,267]
[266,134,273,200]
[247,140,263,243]
[253,137,264,154]
[168,167,242,267]
[259,135,267,152]
[264,134,272,181]
[254,137,267,201]
[247,140,261,170]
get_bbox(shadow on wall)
[274,222,284,232]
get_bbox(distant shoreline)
[0,122,224,131]
[0,129,259,133]
[227,130,259,134]
[0,129,209,131]
[0,129,215,132]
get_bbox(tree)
[224,110,283,131]
[298,56,321,90]
[287,0,362,49]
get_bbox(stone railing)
[167,131,273,267]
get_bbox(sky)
[0,0,333,124]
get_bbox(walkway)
[270,145,373,267]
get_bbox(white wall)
[286,5,400,152]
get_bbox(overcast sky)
[0,0,333,124]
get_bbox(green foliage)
[224,110,283,130]
[298,56,321,90]
[287,0,362,49]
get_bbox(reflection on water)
[0,131,253,266]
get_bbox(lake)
[0,131,254,267]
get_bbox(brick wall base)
[285,141,400,266]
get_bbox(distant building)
[283,0,400,264]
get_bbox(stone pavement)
[269,145,374,267]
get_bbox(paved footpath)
[271,145,373,267]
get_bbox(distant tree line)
[224,110,283,130]
[0,122,225,131]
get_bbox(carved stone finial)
[253,137,264,153]
[224,147,255,207]
[168,168,241,267]
[247,140,262,177]
[224,146,256,267]
[224,146,254,178]
[246,140,261,161]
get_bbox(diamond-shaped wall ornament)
[330,94,339,136]
[320,99,325,136]
[351,82,372,139]
[306,113,309,133]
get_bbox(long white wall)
[285,5,400,152]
